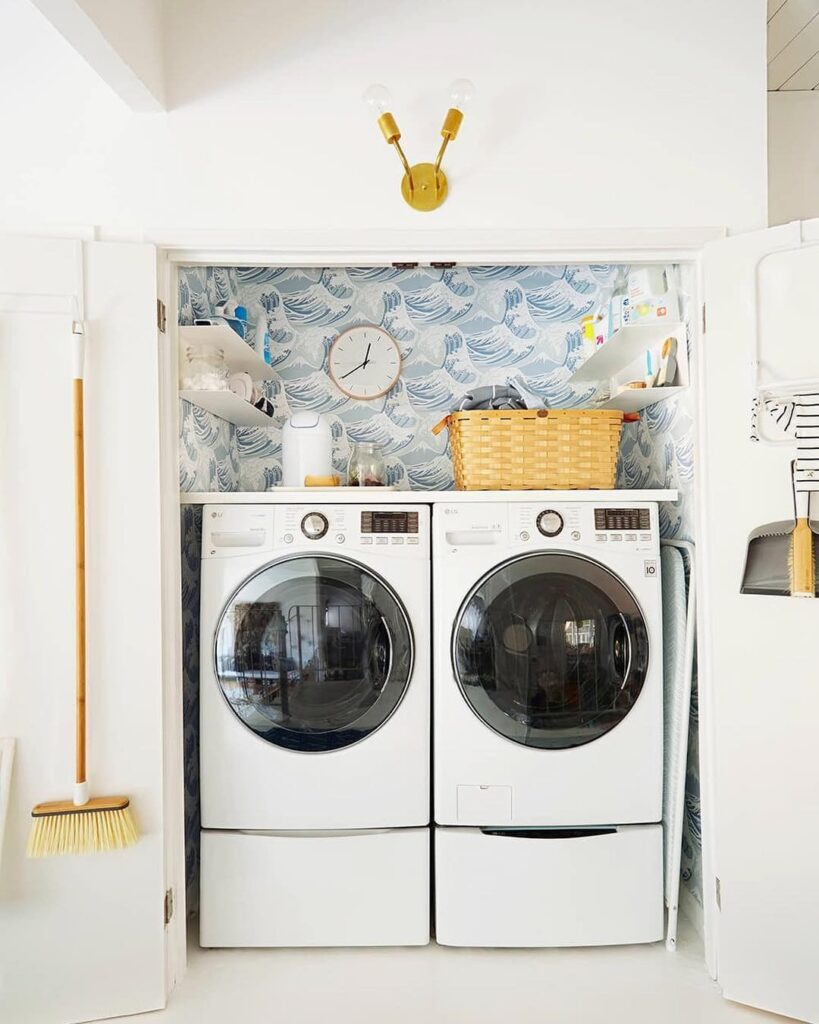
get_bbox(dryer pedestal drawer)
[201,827,430,947]
[435,824,663,947]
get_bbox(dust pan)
[28,321,137,857]
[742,462,818,598]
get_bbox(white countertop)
[180,488,679,505]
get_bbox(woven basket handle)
[431,416,449,436]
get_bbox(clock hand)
[340,360,366,380]
[361,342,372,368]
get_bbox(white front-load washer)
[199,502,430,947]
[433,500,664,947]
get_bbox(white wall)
[0,0,767,236]
[768,91,819,225]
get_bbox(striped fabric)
[761,393,819,494]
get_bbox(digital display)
[360,511,419,534]
[594,508,650,531]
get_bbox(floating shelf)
[179,323,274,381]
[180,390,275,428]
[180,488,680,505]
[570,321,685,383]
[599,385,686,413]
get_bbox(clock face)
[328,325,402,400]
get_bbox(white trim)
[694,246,719,980]
[157,251,187,997]
[180,488,680,506]
[112,226,726,268]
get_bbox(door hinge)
[430,261,456,269]
[391,262,418,270]
[715,876,721,910]
[157,299,167,334]
[701,302,706,334]
[164,887,174,926]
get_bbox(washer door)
[453,553,648,749]
[215,555,414,752]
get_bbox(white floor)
[106,916,782,1024]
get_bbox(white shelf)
[571,321,685,383]
[180,390,275,427]
[600,385,686,413]
[179,323,274,380]
[180,489,679,505]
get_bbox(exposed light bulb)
[448,78,476,112]
[362,83,393,117]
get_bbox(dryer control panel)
[509,502,658,553]
[435,502,658,556]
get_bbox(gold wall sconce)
[363,80,475,212]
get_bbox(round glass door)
[214,555,413,752]
[453,553,648,749]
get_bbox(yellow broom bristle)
[27,806,138,858]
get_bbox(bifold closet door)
[703,221,819,1024]
[0,236,170,1023]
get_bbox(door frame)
[153,225,722,994]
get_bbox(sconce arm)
[392,138,415,193]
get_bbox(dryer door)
[214,555,413,751]
[453,552,648,749]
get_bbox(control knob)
[537,509,564,537]
[301,512,329,540]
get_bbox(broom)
[27,320,138,857]
[790,485,816,599]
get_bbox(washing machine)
[199,502,430,947]
[433,500,664,947]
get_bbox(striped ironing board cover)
[761,393,819,495]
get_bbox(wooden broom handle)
[74,377,87,786]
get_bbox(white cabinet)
[0,236,173,1024]
[701,221,819,1023]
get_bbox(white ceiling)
[769,0,819,89]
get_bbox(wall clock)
[328,325,402,400]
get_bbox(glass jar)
[347,443,387,487]
[182,345,228,391]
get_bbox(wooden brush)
[790,484,816,599]
[27,322,137,857]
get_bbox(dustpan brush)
[28,322,137,857]
[789,487,815,599]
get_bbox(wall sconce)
[363,79,475,212]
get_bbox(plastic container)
[182,345,228,391]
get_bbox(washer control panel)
[277,505,428,552]
[506,502,657,553]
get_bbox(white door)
[703,220,819,1022]
[0,235,175,1023]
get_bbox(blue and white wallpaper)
[180,264,624,493]
[178,263,701,916]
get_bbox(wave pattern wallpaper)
[178,264,701,914]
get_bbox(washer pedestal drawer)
[201,827,430,947]
[435,824,663,948]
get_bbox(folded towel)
[455,384,528,412]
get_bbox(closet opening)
[162,251,705,1006]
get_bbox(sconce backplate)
[401,163,448,212]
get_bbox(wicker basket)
[431,408,629,491]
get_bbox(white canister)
[281,413,333,487]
